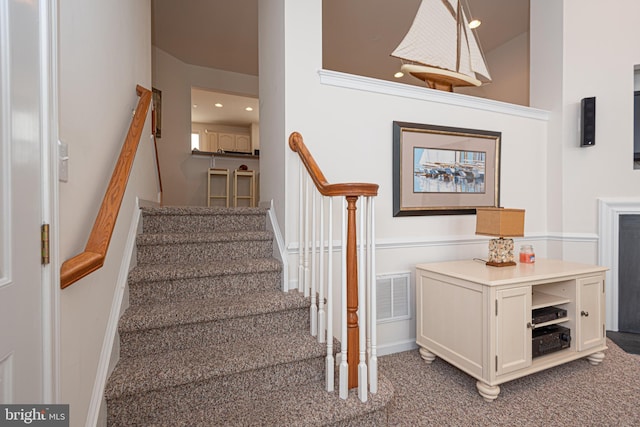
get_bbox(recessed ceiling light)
[192,104,198,108]
[245,107,253,112]
[214,103,223,108]
[469,19,481,29]
[394,71,404,78]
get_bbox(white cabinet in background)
[206,131,252,153]
[416,258,608,402]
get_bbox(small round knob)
[581,310,589,317]
[527,322,535,329]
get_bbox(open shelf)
[533,317,569,329]
[531,290,571,310]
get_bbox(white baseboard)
[87,199,142,427]
[376,340,418,357]
[264,200,288,292]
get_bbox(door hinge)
[41,224,50,265]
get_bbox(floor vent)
[377,273,410,323]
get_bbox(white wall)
[149,0,640,353]
[259,1,550,353]
[531,0,640,262]
[57,0,155,425]
[152,47,258,206]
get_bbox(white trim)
[287,232,600,291]
[318,69,551,121]
[0,0,12,289]
[286,231,597,253]
[262,200,289,291]
[87,199,142,427]
[598,198,640,331]
[377,339,418,357]
[40,0,60,403]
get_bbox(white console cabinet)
[416,258,607,401]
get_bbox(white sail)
[391,0,491,83]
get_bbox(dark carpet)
[607,331,640,355]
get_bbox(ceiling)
[152,0,530,125]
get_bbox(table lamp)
[475,208,525,267]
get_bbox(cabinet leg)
[586,351,605,366]
[476,381,500,402]
[418,347,436,364]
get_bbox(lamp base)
[485,261,517,268]
[487,237,516,266]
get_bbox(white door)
[0,0,53,403]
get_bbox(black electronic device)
[634,91,639,161]
[532,325,571,358]
[532,306,567,325]
[580,96,596,147]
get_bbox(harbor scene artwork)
[413,147,486,194]
[393,121,501,216]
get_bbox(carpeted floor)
[379,338,640,426]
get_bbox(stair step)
[105,329,327,401]
[141,206,268,233]
[136,231,273,264]
[107,370,393,427]
[119,291,311,357]
[128,258,282,303]
[119,290,308,332]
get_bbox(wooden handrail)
[289,131,378,390]
[60,85,152,289]
[288,132,378,197]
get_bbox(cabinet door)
[218,133,235,151]
[235,134,251,153]
[577,275,605,351]
[206,131,219,152]
[495,286,531,376]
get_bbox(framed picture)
[392,121,501,216]
[152,87,162,138]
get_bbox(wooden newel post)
[346,195,359,389]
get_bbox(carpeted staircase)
[104,206,392,426]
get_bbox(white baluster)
[325,197,334,392]
[303,177,310,297]
[298,166,304,293]
[318,195,326,343]
[357,198,368,402]
[339,197,348,399]
[310,189,318,336]
[367,197,378,393]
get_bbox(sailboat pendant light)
[391,0,491,91]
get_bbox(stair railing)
[60,85,151,289]
[289,132,379,402]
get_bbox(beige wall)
[57,0,155,425]
[458,31,530,106]
[152,47,258,206]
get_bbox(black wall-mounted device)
[580,97,596,147]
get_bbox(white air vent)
[377,273,410,323]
